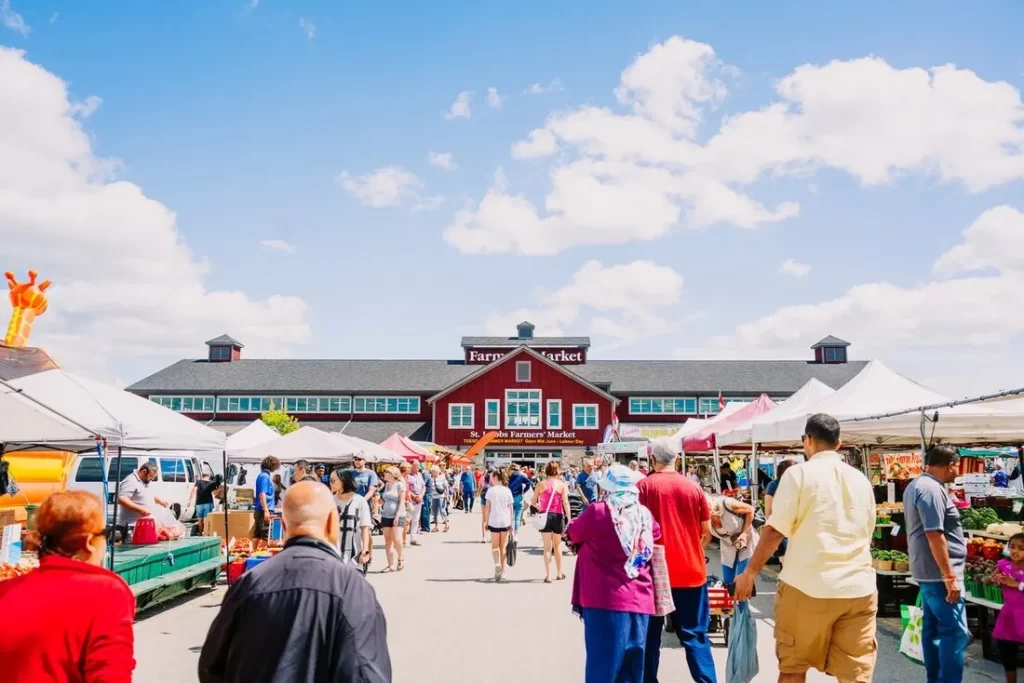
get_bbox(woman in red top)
[0,490,136,683]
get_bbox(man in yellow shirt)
[733,414,877,683]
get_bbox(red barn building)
[128,323,863,468]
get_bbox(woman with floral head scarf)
[566,464,661,683]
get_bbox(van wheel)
[172,503,182,520]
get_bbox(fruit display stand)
[113,537,222,612]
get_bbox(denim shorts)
[196,503,214,519]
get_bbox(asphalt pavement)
[134,511,1006,681]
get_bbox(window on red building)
[547,399,562,429]
[506,389,541,428]
[573,404,598,429]
[516,361,531,382]
[449,404,474,429]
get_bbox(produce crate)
[985,585,1005,605]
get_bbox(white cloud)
[447,36,1024,255]
[69,95,102,119]
[485,260,683,347]
[523,79,564,96]
[48,12,57,24]
[428,151,458,171]
[336,166,424,207]
[444,91,472,120]
[486,87,505,109]
[298,17,316,40]
[692,205,1024,394]
[0,47,311,380]
[1,0,29,36]
[336,166,443,210]
[260,239,296,254]
[779,258,811,278]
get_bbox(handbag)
[899,594,925,665]
[651,545,674,617]
[532,483,558,531]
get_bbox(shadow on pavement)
[425,577,545,584]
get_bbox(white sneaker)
[494,565,502,581]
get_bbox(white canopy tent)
[756,360,950,447]
[718,379,836,447]
[6,369,226,452]
[0,379,99,447]
[226,420,279,455]
[840,397,1024,446]
[334,433,404,464]
[230,426,361,465]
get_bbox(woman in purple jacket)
[566,464,661,683]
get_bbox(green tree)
[261,404,299,435]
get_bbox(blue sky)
[2,0,1023,395]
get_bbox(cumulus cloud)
[446,36,1024,255]
[485,260,684,347]
[691,205,1024,393]
[260,239,296,253]
[444,91,472,120]
[780,258,811,278]
[336,166,443,210]
[428,151,458,171]
[487,87,505,109]
[1,0,29,36]
[523,79,564,95]
[0,47,311,380]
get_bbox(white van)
[67,451,214,522]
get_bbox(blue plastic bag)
[726,602,759,683]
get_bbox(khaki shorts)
[774,582,878,682]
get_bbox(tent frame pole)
[108,446,123,570]
[713,445,722,494]
[222,449,230,565]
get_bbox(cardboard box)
[0,509,16,528]
[204,510,256,539]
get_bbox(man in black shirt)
[199,481,391,682]
[193,473,223,535]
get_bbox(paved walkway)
[135,512,1004,681]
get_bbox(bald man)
[199,482,392,683]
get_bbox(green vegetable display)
[962,507,1000,531]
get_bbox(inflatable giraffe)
[5,270,51,347]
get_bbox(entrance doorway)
[485,450,562,471]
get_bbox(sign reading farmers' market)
[460,430,586,446]
[464,347,587,365]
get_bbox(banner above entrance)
[618,423,683,440]
[459,429,586,447]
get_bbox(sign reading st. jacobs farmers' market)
[460,430,585,446]
[464,347,587,365]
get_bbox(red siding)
[432,350,615,449]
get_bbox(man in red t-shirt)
[637,439,716,683]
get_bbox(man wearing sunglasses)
[733,414,877,683]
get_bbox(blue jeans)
[720,558,749,586]
[462,489,475,512]
[513,494,524,532]
[644,585,717,683]
[582,608,649,683]
[918,581,969,683]
[420,497,432,531]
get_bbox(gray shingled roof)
[460,336,591,348]
[128,357,867,395]
[210,420,430,443]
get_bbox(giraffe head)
[6,270,51,315]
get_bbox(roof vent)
[517,321,535,340]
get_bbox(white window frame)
[353,396,421,414]
[573,403,599,429]
[150,395,215,412]
[505,389,543,430]
[485,399,501,430]
[547,399,562,429]
[515,360,532,383]
[628,397,697,415]
[448,403,475,429]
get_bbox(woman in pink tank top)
[534,461,572,583]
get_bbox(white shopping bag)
[899,602,924,666]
